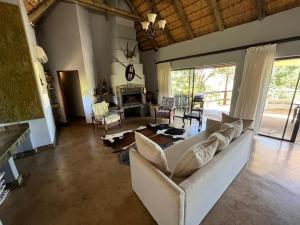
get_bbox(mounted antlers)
[124,42,138,60]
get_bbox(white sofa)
[129,119,253,225]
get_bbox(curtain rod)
[155,36,300,64]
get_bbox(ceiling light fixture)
[141,13,166,39]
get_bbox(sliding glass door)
[171,65,236,120]
[259,58,300,143]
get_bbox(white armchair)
[91,101,122,134]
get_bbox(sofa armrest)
[129,149,185,225]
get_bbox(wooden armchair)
[91,101,122,134]
[154,97,176,124]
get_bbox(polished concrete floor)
[1,117,300,225]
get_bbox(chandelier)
[141,13,166,39]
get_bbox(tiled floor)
[0,117,300,225]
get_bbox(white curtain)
[234,44,277,133]
[157,62,172,103]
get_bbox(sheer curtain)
[234,44,277,133]
[157,62,172,103]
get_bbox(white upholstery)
[171,138,218,178]
[180,130,253,225]
[92,101,109,116]
[130,120,253,225]
[164,131,210,172]
[135,132,169,173]
[105,114,120,124]
[130,149,185,225]
[221,119,243,139]
[208,128,234,150]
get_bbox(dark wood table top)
[0,123,30,166]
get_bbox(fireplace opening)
[122,93,142,106]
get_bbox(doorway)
[57,70,84,123]
[259,58,300,143]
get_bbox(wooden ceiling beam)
[209,0,224,31]
[257,0,265,20]
[148,0,175,44]
[124,0,158,51]
[65,0,142,21]
[174,0,194,39]
[28,0,57,24]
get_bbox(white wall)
[90,12,114,83]
[141,6,300,115]
[77,5,98,120]
[37,2,89,122]
[0,0,56,148]
[140,50,158,98]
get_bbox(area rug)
[101,124,186,165]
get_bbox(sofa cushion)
[208,128,234,151]
[206,119,221,133]
[222,113,253,132]
[164,131,211,172]
[221,120,243,139]
[135,132,170,173]
[171,138,218,178]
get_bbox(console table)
[0,123,32,187]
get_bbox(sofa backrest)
[179,130,253,225]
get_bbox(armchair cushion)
[92,101,109,117]
[105,114,121,125]
[156,109,172,118]
[160,97,175,109]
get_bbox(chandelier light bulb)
[147,13,157,23]
[141,21,150,30]
[158,19,166,30]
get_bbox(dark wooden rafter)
[148,0,175,44]
[65,0,142,21]
[209,0,224,31]
[124,0,159,51]
[257,0,265,20]
[174,0,194,39]
[28,0,57,24]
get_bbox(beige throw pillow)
[135,132,169,173]
[221,120,243,139]
[221,113,253,133]
[171,138,218,178]
[208,128,235,151]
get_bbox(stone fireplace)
[116,84,146,116]
[109,17,146,116]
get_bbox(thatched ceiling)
[133,0,300,51]
[24,0,300,51]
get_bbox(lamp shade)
[158,19,166,29]
[147,13,157,23]
[141,21,150,30]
